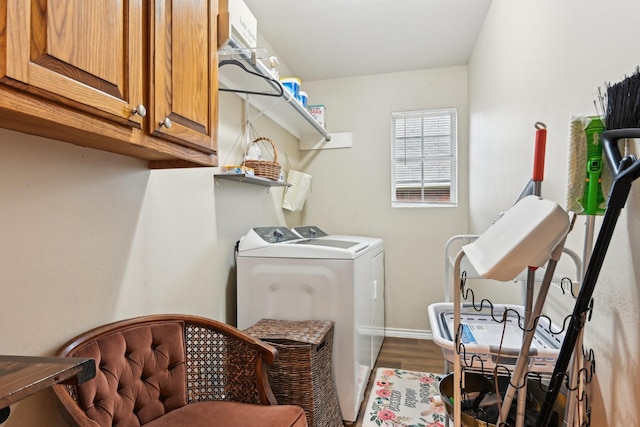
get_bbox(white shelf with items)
[218,41,331,143]
[214,173,290,189]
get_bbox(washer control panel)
[252,226,300,243]
[292,226,329,239]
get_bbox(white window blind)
[391,108,457,206]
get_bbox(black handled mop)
[537,69,640,427]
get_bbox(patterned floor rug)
[363,368,448,427]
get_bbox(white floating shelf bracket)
[299,132,353,151]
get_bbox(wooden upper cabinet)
[150,0,217,153]
[2,0,145,128]
[0,0,218,167]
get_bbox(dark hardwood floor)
[351,337,447,426]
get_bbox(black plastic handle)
[601,128,640,176]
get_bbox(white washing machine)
[236,226,384,422]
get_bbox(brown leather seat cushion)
[144,401,308,427]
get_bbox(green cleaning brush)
[566,116,610,215]
[581,117,607,215]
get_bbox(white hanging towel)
[282,170,312,211]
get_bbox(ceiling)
[242,0,493,82]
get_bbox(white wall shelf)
[218,41,330,143]
[215,174,290,188]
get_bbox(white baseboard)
[383,327,432,340]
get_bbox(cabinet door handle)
[159,117,172,129]
[131,104,147,117]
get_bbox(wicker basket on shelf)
[244,136,282,181]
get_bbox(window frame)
[390,108,458,208]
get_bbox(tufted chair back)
[71,322,186,426]
[52,315,281,427]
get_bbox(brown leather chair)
[51,314,308,427]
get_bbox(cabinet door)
[151,0,217,153]
[2,0,145,128]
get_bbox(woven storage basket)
[244,137,282,181]
[245,319,343,427]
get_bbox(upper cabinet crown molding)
[0,0,219,168]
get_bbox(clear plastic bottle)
[268,56,279,80]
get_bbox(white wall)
[302,67,469,334]
[0,91,301,426]
[4,3,639,425]
[469,1,640,425]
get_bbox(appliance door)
[236,256,362,421]
[236,257,352,329]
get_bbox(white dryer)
[236,226,384,423]
[291,226,385,364]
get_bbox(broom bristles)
[604,66,640,130]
